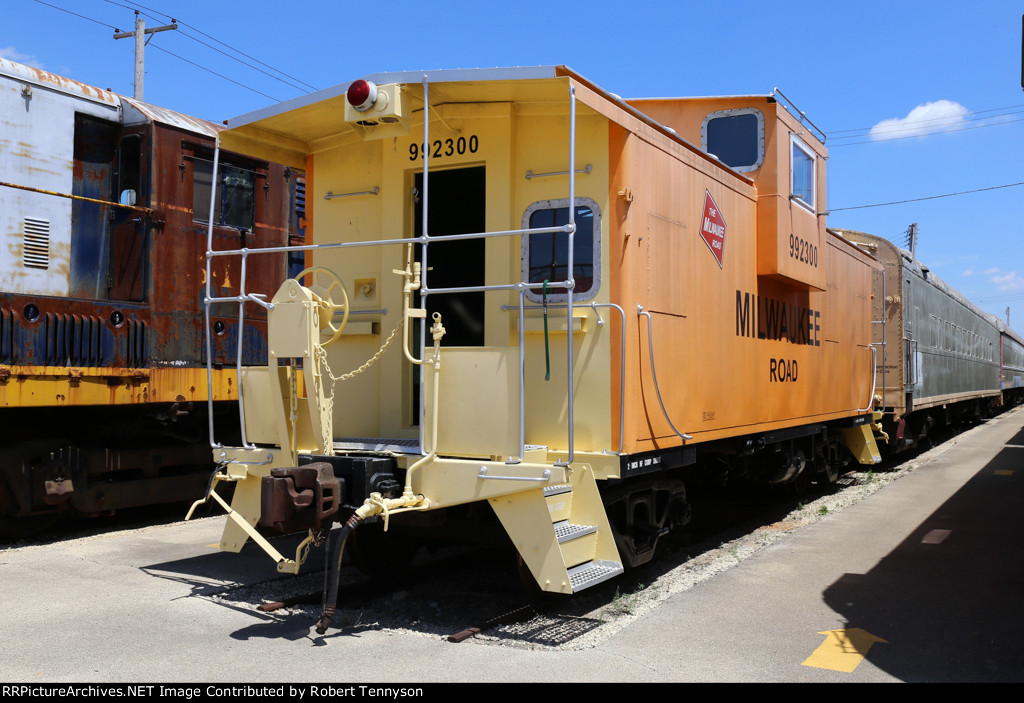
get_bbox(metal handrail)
[502,302,626,455]
[203,145,221,449]
[856,344,878,414]
[204,225,573,259]
[637,305,691,443]
[771,87,827,144]
[204,80,583,467]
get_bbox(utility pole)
[904,223,918,259]
[113,11,178,101]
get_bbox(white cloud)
[0,46,43,68]
[961,267,975,277]
[985,268,1024,292]
[869,100,969,141]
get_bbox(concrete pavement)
[2,408,1021,682]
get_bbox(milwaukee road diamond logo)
[700,190,726,268]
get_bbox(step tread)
[543,484,573,497]
[567,560,624,592]
[553,520,597,543]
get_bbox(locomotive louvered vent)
[43,313,106,367]
[0,309,12,364]
[126,318,147,367]
[23,217,50,269]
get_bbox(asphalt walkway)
[2,408,1021,683]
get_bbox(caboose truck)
[188,67,883,628]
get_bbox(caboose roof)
[220,66,574,167]
[217,65,744,178]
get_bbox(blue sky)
[6,0,1024,321]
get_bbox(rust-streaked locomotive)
[0,58,299,531]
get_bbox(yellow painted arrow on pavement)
[802,628,888,673]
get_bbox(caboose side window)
[701,108,764,172]
[790,135,815,209]
[193,158,255,230]
[522,198,600,303]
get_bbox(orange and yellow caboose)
[189,67,882,624]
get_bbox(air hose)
[315,512,364,635]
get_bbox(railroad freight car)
[992,317,1024,407]
[189,67,886,629]
[835,230,1002,451]
[0,58,294,532]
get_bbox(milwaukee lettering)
[703,219,725,238]
[735,290,820,346]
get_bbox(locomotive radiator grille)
[35,313,147,368]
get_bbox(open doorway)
[413,166,486,346]
[411,165,486,424]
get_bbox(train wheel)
[602,474,690,569]
[790,466,813,496]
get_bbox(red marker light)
[347,79,378,112]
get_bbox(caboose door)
[412,166,486,346]
[411,166,486,423]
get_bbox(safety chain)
[313,317,407,449]
[324,317,405,383]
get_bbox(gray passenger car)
[835,230,1000,451]
[991,316,1024,406]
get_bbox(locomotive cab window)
[522,198,600,303]
[701,108,765,172]
[790,135,816,210]
[118,135,141,206]
[193,158,255,230]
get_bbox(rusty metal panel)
[145,123,288,368]
[120,97,220,139]
[69,114,117,299]
[0,58,120,109]
[0,293,148,367]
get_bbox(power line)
[829,103,1024,135]
[830,109,1024,142]
[830,181,1024,212]
[829,114,1024,146]
[976,291,1024,304]
[34,0,117,30]
[147,44,281,102]
[34,0,310,103]
[114,0,319,92]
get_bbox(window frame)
[790,134,816,211]
[521,197,601,304]
[192,156,257,231]
[700,108,765,173]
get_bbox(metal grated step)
[567,560,624,592]
[553,521,597,543]
[543,484,573,497]
[334,437,422,454]
[557,521,598,544]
